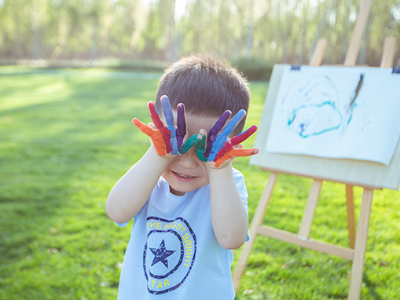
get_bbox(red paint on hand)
[147,102,172,153]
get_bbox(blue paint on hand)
[208,109,246,161]
[162,96,178,155]
[204,111,231,158]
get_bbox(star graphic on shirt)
[149,240,175,268]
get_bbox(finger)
[214,141,233,161]
[161,96,178,155]
[204,110,231,158]
[132,118,155,137]
[153,138,167,156]
[148,102,165,131]
[148,101,172,153]
[161,96,175,130]
[220,109,247,138]
[230,125,258,145]
[208,109,246,161]
[195,133,208,162]
[232,147,259,157]
[133,119,166,156]
[214,150,235,168]
[176,103,186,148]
[179,133,202,154]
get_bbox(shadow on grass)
[363,273,382,300]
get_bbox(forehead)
[171,110,219,135]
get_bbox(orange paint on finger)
[232,148,259,157]
[133,118,166,156]
[132,118,155,136]
[214,149,235,167]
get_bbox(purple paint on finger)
[204,110,231,158]
[176,103,186,148]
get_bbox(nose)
[177,148,199,169]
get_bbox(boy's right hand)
[132,96,202,159]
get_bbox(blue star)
[149,240,175,268]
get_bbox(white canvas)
[266,66,400,165]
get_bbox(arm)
[106,147,172,223]
[207,163,249,249]
[106,96,201,223]
[195,110,259,249]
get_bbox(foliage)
[231,56,273,80]
[0,58,169,72]
[0,68,399,299]
[0,0,400,66]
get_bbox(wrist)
[145,147,175,169]
[206,161,232,176]
[148,145,176,163]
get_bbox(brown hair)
[155,53,250,136]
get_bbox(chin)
[162,169,209,196]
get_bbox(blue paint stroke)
[208,109,246,161]
[288,101,343,138]
[162,96,178,155]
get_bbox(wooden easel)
[232,0,399,299]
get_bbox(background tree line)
[0,0,399,67]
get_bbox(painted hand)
[195,110,259,168]
[132,96,201,157]
[213,125,259,167]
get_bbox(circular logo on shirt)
[143,217,197,295]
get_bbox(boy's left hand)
[196,110,259,168]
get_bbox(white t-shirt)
[115,168,249,300]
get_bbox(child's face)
[161,112,219,196]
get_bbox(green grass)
[0,67,399,299]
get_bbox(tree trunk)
[245,0,254,57]
[89,18,98,65]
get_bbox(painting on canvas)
[266,66,400,165]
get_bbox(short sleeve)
[232,168,250,242]
[114,220,131,227]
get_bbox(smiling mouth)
[172,171,197,179]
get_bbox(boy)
[106,54,258,299]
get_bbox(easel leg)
[346,185,356,249]
[298,179,322,240]
[232,172,279,293]
[348,188,373,300]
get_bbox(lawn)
[0,67,399,300]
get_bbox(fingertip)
[161,95,169,103]
[224,110,232,117]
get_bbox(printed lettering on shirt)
[143,216,197,295]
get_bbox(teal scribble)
[288,101,343,138]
